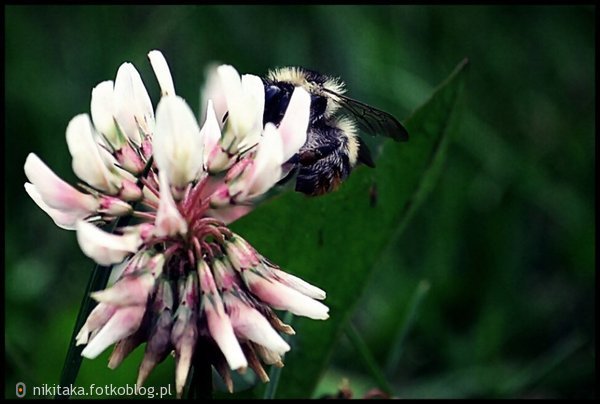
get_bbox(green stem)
[345,322,394,396]
[263,312,295,399]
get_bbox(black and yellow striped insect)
[262,66,408,196]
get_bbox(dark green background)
[5,5,594,399]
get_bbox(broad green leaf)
[228,58,469,398]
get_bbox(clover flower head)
[24,50,327,397]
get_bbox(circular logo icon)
[16,382,26,398]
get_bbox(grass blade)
[385,279,431,376]
[345,322,394,396]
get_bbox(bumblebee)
[262,67,409,196]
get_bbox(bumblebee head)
[266,66,346,120]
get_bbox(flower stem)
[56,261,113,398]
[263,312,295,399]
[187,342,213,399]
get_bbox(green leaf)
[229,58,469,398]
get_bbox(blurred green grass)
[5,5,595,399]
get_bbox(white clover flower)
[24,49,326,397]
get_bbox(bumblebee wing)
[324,89,409,142]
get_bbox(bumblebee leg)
[297,143,338,166]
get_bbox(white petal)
[199,261,247,370]
[232,123,283,200]
[66,114,121,194]
[237,74,265,150]
[76,302,117,346]
[113,62,154,145]
[218,66,260,148]
[153,95,204,190]
[217,65,244,132]
[278,87,311,162]
[81,305,146,359]
[200,64,228,129]
[24,183,82,230]
[244,271,329,320]
[174,330,196,398]
[201,100,222,166]
[155,171,188,237]
[273,269,326,300]
[91,80,123,148]
[76,221,141,266]
[91,272,155,306]
[226,295,290,355]
[24,153,99,214]
[205,299,247,370]
[148,50,175,96]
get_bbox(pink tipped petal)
[113,62,154,145]
[224,237,260,271]
[145,253,166,278]
[90,272,155,306]
[244,271,329,320]
[142,185,160,206]
[197,260,215,294]
[81,305,146,359]
[198,261,247,370]
[76,302,117,346]
[24,183,83,230]
[153,95,205,190]
[117,179,143,202]
[98,195,132,217]
[66,114,121,194]
[174,336,195,398]
[76,221,142,266]
[148,50,175,96]
[114,143,145,175]
[155,171,188,237]
[91,80,123,148]
[225,295,290,355]
[278,87,311,162]
[171,315,197,399]
[211,259,240,291]
[24,153,99,214]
